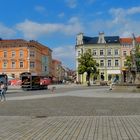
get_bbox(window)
[11,61,16,68]
[114,49,119,55]
[30,61,35,68]
[3,61,7,68]
[44,66,47,71]
[93,49,97,56]
[3,51,7,58]
[19,61,24,68]
[30,51,35,57]
[12,51,16,58]
[115,60,119,67]
[123,51,127,56]
[100,60,104,67]
[100,50,104,56]
[107,60,111,67]
[107,49,111,55]
[19,50,24,58]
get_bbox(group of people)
[0,81,6,101]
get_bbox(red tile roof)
[120,38,132,43]
[136,37,140,43]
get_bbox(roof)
[83,36,98,44]
[120,38,132,44]
[105,36,120,43]
[136,37,140,43]
[83,36,120,44]
[120,37,140,44]
[0,39,26,42]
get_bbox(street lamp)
[131,48,137,83]
[131,48,137,71]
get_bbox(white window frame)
[19,61,24,68]
[30,61,35,68]
[30,51,35,57]
[107,60,111,67]
[100,49,104,56]
[3,61,7,68]
[115,60,119,67]
[4,51,7,58]
[93,49,97,56]
[114,49,119,55]
[123,51,127,56]
[12,51,16,58]
[11,61,16,68]
[107,49,112,56]
[100,60,104,67]
[19,50,24,58]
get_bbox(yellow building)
[75,32,121,84]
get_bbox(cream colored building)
[75,32,121,84]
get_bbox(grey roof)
[83,36,120,44]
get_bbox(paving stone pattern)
[0,86,140,139]
[0,116,140,140]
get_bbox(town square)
[0,0,140,139]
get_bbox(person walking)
[0,81,6,101]
[109,77,117,90]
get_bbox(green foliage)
[125,45,140,72]
[78,49,99,77]
[135,45,140,69]
[124,55,132,69]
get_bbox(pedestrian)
[0,81,6,101]
[109,77,117,90]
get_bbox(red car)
[40,77,51,88]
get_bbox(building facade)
[52,59,63,83]
[120,36,140,83]
[76,32,140,84]
[0,39,52,78]
[75,32,122,84]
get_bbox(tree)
[125,45,140,83]
[78,50,99,86]
[135,45,140,72]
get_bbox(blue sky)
[0,0,140,69]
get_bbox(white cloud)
[35,6,46,13]
[52,45,75,68]
[58,12,65,18]
[0,23,16,38]
[66,0,77,8]
[109,6,140,24]
[89,7,140,37]
[110,6,140,16]
[16,18,84,39]
[127,7,140,15]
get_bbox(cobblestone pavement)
[0,86,140,139]
[1,116,140,140]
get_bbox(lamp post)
[131,48,137,83]
[131,48,136,71]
